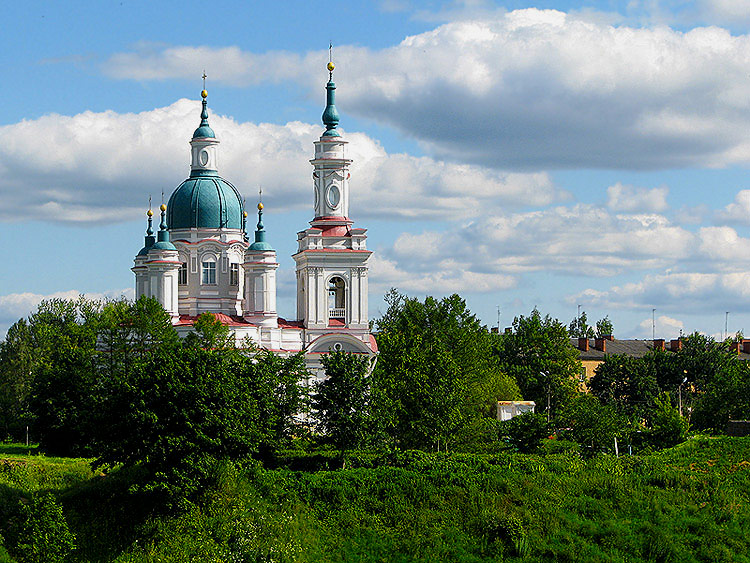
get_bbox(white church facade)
[132,62,377,370]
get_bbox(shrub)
[500,412,549,453]
[6,493,75,563]
[646,393,688,449]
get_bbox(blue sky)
[4,0,750,340]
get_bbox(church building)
[132,61,377,371]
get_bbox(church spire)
[193,83,216,140]
[248,193,274,251]
[136,202,156,257]
[190,80,220,175]
[322,49,340,137]
[152,203,176,250]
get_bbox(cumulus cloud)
[572,270,750,315]
[105,10,750,170]
[697,0,750,26]
[637,314,685,340]
[368,253,517,295]
[379,205,694,284]
[606,182,669,213]
[716,189,750,224]
[369,193,750,296]
[0,100,562,224]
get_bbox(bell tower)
[293,59,372,348]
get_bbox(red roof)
[277,317,304,329]
[175,313,305,330]
[175,313,253,327]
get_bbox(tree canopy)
[495,308,580,416]
[372,290,509,451]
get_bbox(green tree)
[500,412,549,453]
[25,298,101,456]
[557,394,629,455]
[589,354,659,420]
[5,493,76,563]
[0,319,35,440]
[372,291,504,451]
[313,351,372,453]
[495,309,580,417]
[595,316,614,338]
[95,344,305,501]
[251,351,307,460]
[568,311,594,338]
[691,360,750,431]
[183,312,236,349]
[645,393,688,449]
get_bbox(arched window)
[328,276,345,319]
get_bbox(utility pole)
[497,306,501,332]
[725,311,730,341]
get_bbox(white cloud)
[606,182,669,213]
[698,0,750,26]
[637,314,685,339]
[368,253,517,295]
[572,270,750,315]
[0,100,562,224]
[370,203,705,295]
[104,10,750,169]
[716,189,750,224]
[386,204,694,278]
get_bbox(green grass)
[1,438,750,562]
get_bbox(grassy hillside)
[1,438,749,562]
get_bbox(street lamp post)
[679,373,688,417]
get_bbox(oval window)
[326,184,340,208]
[199,150,209,166]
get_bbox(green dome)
[192,124,215,139]
[167,170,244,230]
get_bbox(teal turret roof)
[152,205,177,250]
[192,93,215,139]
[137,209,156,256]
[322,61,340,137]
[248,203,274,251]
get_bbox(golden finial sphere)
[201,89,208,99]
[243,211,248,218]
[257,202,264,210]
[160,203,167,212]
[327,61,335,72]
[147,209,153,217]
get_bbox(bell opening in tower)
[328,277,346,325]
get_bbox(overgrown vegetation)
[1,438,749,561]
[2,292,750,560]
